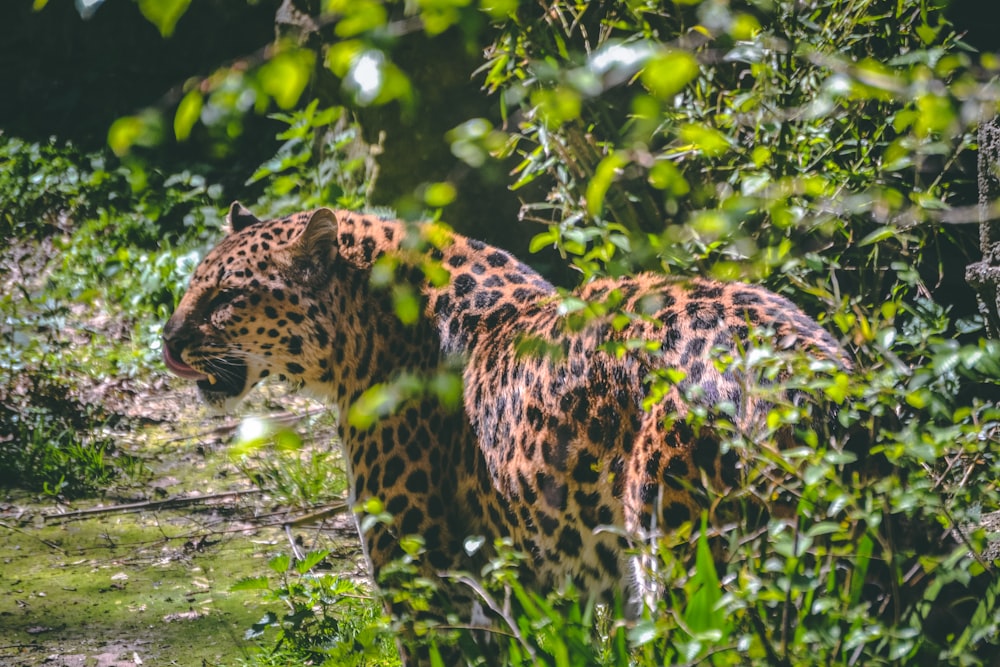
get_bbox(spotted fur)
[162,202,847,663]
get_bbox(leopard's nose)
[162,310,187,346]
[162,312,191,361]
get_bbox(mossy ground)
[0,386,364,667]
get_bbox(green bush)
[232,550,397,666]
[0,134,223,495]
[0,370,140,497]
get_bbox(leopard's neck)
[331,211,556,361]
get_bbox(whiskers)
[187,346,255,390]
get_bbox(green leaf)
[481,0,518,19]
[325,39,365,77]
[107,111,164,156]
[641,50,700,99]
[531,87,582,128]
[230,575,270,591]
[648,160,690,196]
[952,573,1000,656]
[858,225,897,246]
[684,514,728,643]
[259,50,316,110]
[136,0,192,38]
[429,642,446,667]
[173,90,202,141]
[332,0,387,37]
[348,383,395,429]
[429,370,463,410]
[916,22,940,45]
[529,228,559,254]
[914,92,956,136]
[423,182,457,208]
[628,618,659,646]
[268,553,292,574]
[295,550,330,574]
[679,123,730,157]
[393,284,421,325]
[587,152,628,216]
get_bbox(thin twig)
[41,489,264,523]
[0,521,67,554]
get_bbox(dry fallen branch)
[41,489,264,524]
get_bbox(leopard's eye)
[206,289,237,315]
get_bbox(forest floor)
[0,364,365,665]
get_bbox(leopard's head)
[162,202,339,411]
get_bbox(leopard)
[162,202,848,664]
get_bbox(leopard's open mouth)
[163,345,247,398]
[195,356,248,398]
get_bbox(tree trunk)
[965,117,1000,337]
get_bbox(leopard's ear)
[294,207,339,267]
[227,201,261,232]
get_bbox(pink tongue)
[162,346,209,381]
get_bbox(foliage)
[231,550,397,666]
[0,136,129,245]
[230,415,347,510]
[0,371,137,497]
[245,100,377,218]
[0,134,221,495]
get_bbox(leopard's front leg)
[341,401,487,664]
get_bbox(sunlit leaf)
[679,123,730,157]
[107,111,164,156]
[629,618,660,646]
[689,210,733,240]
[648,160,690,196]
[268,553,291,574]
[173,89,202,141]
[429,370,463,409]
[136,0,191,38]
[914,93,955,136]
[641,50,700,99]
[859,225,898,246]
[325,39,365,77]
[916,22,940,44]
[332,0,387,37]
[730,12,761,39]
[422,0,472,36]
[684,514,727,639]
[531,87,581,128]
[340,48,413,106]
[587,152,628,216]
[481,0,518,19]
[259,50,316,110]
[423,182,457,208]
[399,534,424,555]
[392,284,421,325]
[295,550,330,574]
